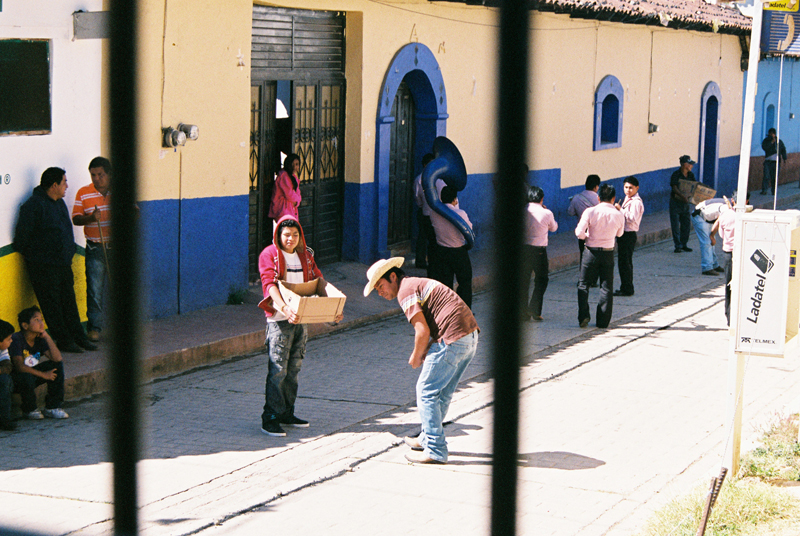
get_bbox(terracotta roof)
[439,0,752,35]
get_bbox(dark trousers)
[722,250,733,326]
[616,231,637,294]
[577,248,615,328]
[431,245,472,308]
[416,213,435,269]
[0,374,12,423]
[26,262,85,346]
[522,245,549,317]
[762,160,777,193]
[669,198,691,249]
[12,361,65,413]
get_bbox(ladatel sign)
[762,10,800,55]
[734,210,800,356]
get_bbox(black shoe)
[579,318,590,328]
[702,270,718,276]
[613,290,633,296]
[280,415,309,428]
[58,341,84,353]
[674,248,683,253]
[76,339,98,351]
[0,420,16,431]
[760,191,768,195]
[714,266,725,273]
[261,420,287,437]
[682,246,693,252]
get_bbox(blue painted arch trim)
[698,81,721,187]
[593,75,623,151]
[373,43,448,260]
[761,91,777,140]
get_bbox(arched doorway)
[698,82,721,187]
[388,81,416,249]
[375,43,448,259]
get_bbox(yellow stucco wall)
[253,2,742,191]
[0,252,87,331]
[136,0,252,203]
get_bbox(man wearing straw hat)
[72,157,113,343]
[364,258,479,464]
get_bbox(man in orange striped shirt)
[72,157,112,343]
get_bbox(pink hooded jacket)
[258,215,322,317]
[268,170,301,220]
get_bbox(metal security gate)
[388,81,416,248]
[249,6,345,277]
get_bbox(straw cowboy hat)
[363,257,405,297]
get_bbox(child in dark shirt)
[0,319,15,430]
[9,306,68,420]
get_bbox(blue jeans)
[85,240,109,332]
[0,373,12,423]
[417,330,479,462]
[262,321,307,423]
[691,214,718,272]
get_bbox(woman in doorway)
[269,153,302,222]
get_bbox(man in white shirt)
[575,184,625,328]
[614,176,645,296]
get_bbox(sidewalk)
[58,188,800,403]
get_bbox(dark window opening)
[0,39,51,135]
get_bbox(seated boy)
[9,306,69,420]
[0,319,15,430]
[429,185,474,308]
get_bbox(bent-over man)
[365,258,479,465]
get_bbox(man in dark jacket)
[14,168,96,353]
[761,128,787,195]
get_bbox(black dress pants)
[616,231,637,295]
[431,245,472,308]
[522,245,549,317]
[25,262,84,346]
[577,248,615,328]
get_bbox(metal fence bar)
[491,1,530,535]
[109,1,142,534]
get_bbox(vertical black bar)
[109,1,141,534]
[492,1,529,535]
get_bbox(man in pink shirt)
[575,184,625,328]
[523,186,557,321]
[614,176,645,297]
[711,191,749,325]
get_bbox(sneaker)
[261,420,286,437]
[87,330,100,342]
[43,408,69,419]
[27,410,44,420]
[714,266,725,273]
[280,415,309,428]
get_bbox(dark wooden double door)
[388,81,416,249]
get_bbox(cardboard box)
[678,179,716,205]
[259,279,346,323]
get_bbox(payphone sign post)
[733,210,800,357]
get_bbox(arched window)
[594,75,623,151]
[762,92,777,139]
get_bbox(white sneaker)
[43,408,69,419]
[27,410,44,420]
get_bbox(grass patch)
[739,414,800,482]
[637,479,800,536]
[638,413,800,536]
